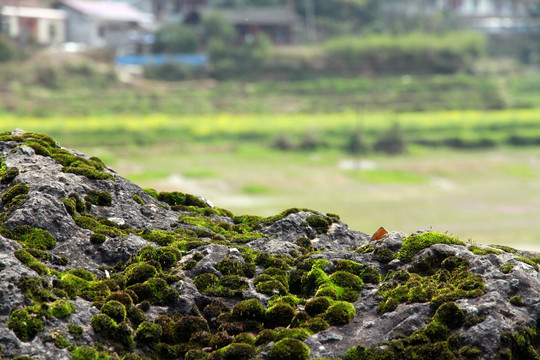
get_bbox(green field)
[4,111,540,250]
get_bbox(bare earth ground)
[80,144,540,251]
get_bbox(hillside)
[1,129,540,360]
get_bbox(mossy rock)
[265,303,296,329]
[269,338,310,360]
[221,343,257,360]
[434,302,465,329]
[1,183,29,205]
[194,273,220,293]
[306,317,330,333]
[1,167,19,184]
[232,299,266,322]
[85,190,113,207]
[51,299,76,319]
[329,271,363,291]
[305,296,332,316]
[397,232,466,263]
[324,301,356,326]
[7,308,44,342]
[134,321,162,345]
[101,300,127,324]
[125,263,158,286]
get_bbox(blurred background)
[1,0,540,248]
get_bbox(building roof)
[0,5,66,20]
[61,0,151,23]
[211,7,299,26]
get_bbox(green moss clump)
[302,267,329,296]
[491,245,518,254]
[1,167,19,184]
[68,324,84,340]
[51,299,76,319]
[158,191,209,208]
[269,338,310,360]
[90,233,107,244]
[134,321,162,345]
[306,317,330,333]
[265,303,296,329]
[143,188,159,199]
[256,280,288,296]
[434,302,465,329]
[90,313,117,338]
[217,258,245,276]
[232,299,266,322]
[500,263,514,274]
[305,296,332,316]
[2,183,29,206]
[516,256,539,271]
[220,343,257,360]
[324,301,356,326]
[398,232,466,263]
[131,193,145,205]
[125,263,158,286]
[85,190,113,207]
[306,215,332,234]
[329,271,363,291]
[11,225,57,250]
[510,296,525,307]
[373,248,397,264]
[468,245,502,256]
[101,300,127,323]
[61,198,77,217]
[194,273,220,293]
[69,193,86,213]
[7,308,44,342]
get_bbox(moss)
[468,245,502,255]
[43,330,71,349]
[329,271,363,291]
[18,275,53,302]
[306,317,330,333]
[434,302,465,329]
[232,299,266,322]
[156,247,182,269]
[217,258,244,276]
[1,166,19,184]
[372,248,397,264]
[269,338,310,360]
[7,308,44,342]
[51,299,76,319]
[500,263,514,274]
[134,321,162,345]
[14,249,35,265]
[176,316,210,342]
[101,300,127,323]
[131,193,145,205]
[10,225,57,250]
[220,343,257,360]
[491,245,518,254]
[315,283,338,300]
[194,273,220,293]
[256,280,288,296]
[305,296,332,316]
[2,182,29,204]
[143,188,159,199]
[61,198,77,217]
[510,295,525,307]
[69,193,86,213]
[158,191,209,208]
[302,267,329,296]
[185,349,210,360]
[125,263,158,286]
[398,232,466,263]
[68,323,84,340]
[516,256,539,271]
[91,313,117,338]
[70,345,112,360]
[85,191,113,207]
[306,215,332,234]
[497,326,540,360]
[265,303,296,329]
[324,301,356,326]
[63,165,114,181]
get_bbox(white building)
[0,5,66,45]
[59,0,154,49]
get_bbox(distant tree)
[0,35,16,62]
[153,25,199,53]
[202,13,236,44]
[344,129,367,155]
[374,123,406,154]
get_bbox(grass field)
[4,112,540,250]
